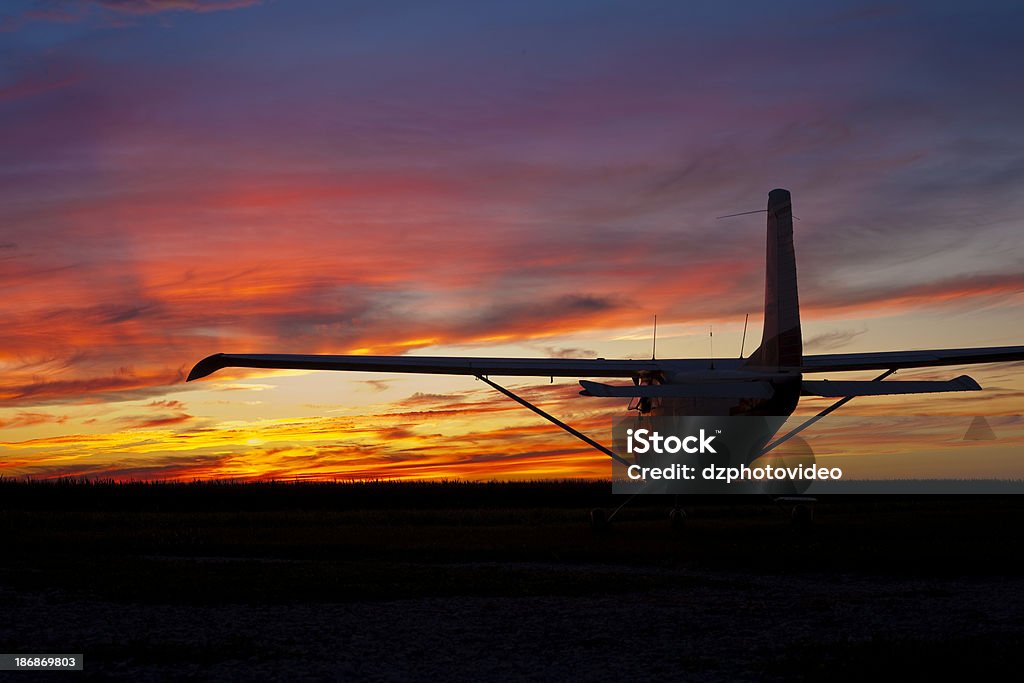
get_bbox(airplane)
[187,189,1024,528]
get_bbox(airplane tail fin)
[745,188,802,368]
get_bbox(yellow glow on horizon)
[3,305,1023,482]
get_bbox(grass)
[4,479,1024,604]
[4,480,1024,679]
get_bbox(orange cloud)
[0,412,68,429]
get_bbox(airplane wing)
[186,352,666,382]
[187,346,1024,382]
[800,346,1024,373]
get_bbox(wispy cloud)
[94,0,260,15]
[2,0,1022,479]
[804,328,869,352]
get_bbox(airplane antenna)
[716,209,766,219]
[739,313,749,358]
[709,325,715,370]
[717,208,799,220]
[651,315,657,360]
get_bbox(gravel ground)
[4,565,1024,681]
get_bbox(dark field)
[3,479,1024,680]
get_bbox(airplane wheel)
[589,508,610,534]
[791,504,814,532]
[669,507,686,533]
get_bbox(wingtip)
[186,353,226,382]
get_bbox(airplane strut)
[474,375,630,466]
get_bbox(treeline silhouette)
[0,477,616,512]
[4,477,1020,514]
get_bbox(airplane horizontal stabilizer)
[579,380,775,399]
[800,375,981,397]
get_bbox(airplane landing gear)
[669,507,686,534]
[791,503,814,532]
[774,496,816,532]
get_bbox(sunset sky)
[2,0,1024,481]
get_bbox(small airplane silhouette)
[188,189,1024,520]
